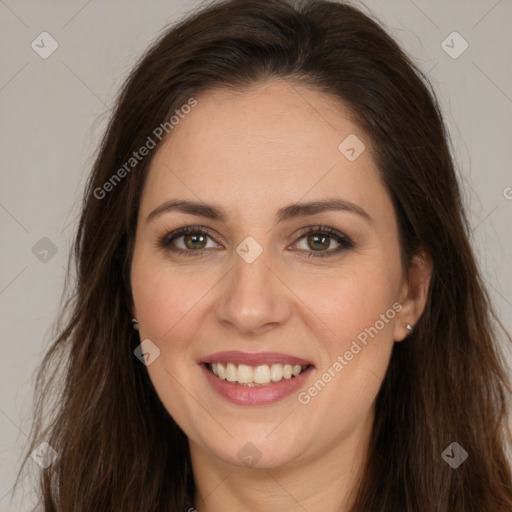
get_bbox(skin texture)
[130,79,432,512]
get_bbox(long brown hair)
[15,0,512,510]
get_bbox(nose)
[214,245,293,336]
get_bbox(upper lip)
[200,351,314,367]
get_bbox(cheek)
[131,248,215,343]
[134,280,187,340]
[130,253,212,432]
[291,258,400,344]
[290,259,399,403]
[291,270,398,440]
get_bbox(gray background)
[1,0,511,510]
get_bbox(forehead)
[141,79,390,225]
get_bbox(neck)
[190,408,374,512]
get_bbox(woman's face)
[130,79,427,470]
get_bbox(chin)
[199,433,307,470]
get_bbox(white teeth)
[209,362,308,385]
[237,364,254,383]
[270,364,283,382]
[225,363,237,382]
[253,365,271,384]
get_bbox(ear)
[394,249,433,342]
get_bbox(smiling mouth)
[204,362,312,386]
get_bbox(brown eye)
[158,224,353,259]
[159,226,220,256]
[305,233,331,251]
[182,232,209,250]
[292,226,354,258]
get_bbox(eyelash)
[157,224,354,259]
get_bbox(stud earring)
[132,318,139,330]
[404,323,414,335]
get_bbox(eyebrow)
[146,198,372,225]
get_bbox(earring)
[132,318,139,330]
[404,323,414,335]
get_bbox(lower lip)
[200,364,314,406]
